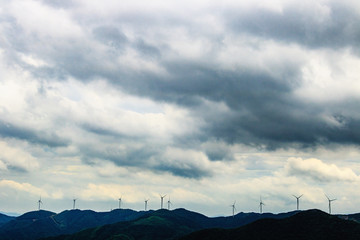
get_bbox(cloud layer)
[1,0,360,215]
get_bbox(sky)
[1,0,360,217]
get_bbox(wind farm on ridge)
[33,192,338,217]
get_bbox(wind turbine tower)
[160,194,166,209]
[230,201,236,217]
[73,198,77,210]
[259,197,265,214]
[118,196,122,209]
[38,197,43,211]
[293,194,303,211]
[167,196,172,210]
[326,195,336,214]
[145,199,149,211]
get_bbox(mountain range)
[0,208,359,240]
[180,209,360,240]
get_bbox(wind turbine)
[145,199,149,211]
[167,196,172,210]
[73,198,77,210]
[118,196,122,209]
[325,195,336,214]
[293,194,303,211]
[230,201,236,217]
[160,194,166,209]
[259,196,265,214]
[38,197,43,211]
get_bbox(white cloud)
[285,157,360,182]
[8,0,83,38]
[297,49,360,104]
[0,179,46,196]
[80,183,141,202]
[0,141,39,172]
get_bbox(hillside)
[0,209,148,240]
[0,213,15,227]
[42,209,299,240]
[2,208,355,240]
[180,209,360,240]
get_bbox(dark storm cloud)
[0,121,68,147]
[204,109,360,150]
[227,3,360,49]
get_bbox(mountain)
[180,209,360,240]
[41,209,299,240]
[42,209,208,240]
[3,208,353,240]
[339,213,360,223]
[0,213,15,227]
[0,210,57,240]
[0,209,148,240]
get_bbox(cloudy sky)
[1,0,360,216]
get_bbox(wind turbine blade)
[325,194,330,200]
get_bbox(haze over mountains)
[0,208,360,240]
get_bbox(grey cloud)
[81,123,124,138]
[80,144,157,167]
[3,0,360,158]
[0,121,68,147]
[92,26,128,50]
[7,165,28,173]
[154,164,211,179]
[227,3,360,50]
[203,105,360,150]
[40,0,76,9]
[75,54,360,150]
[201,142,234,162]
[79,141,213,179]
[133,39,162,59]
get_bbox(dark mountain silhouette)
[0,213,15,227]
[0,209,148,240]
[41,209,300,240]
[2,208,358,240]
[339,213,360,223]
[180,209,360,240]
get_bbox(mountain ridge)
[1,208,359,240]
[180,209,360,240]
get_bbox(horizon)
[0,195,347,217]
[1,0,360,217]
[0,206,355,220]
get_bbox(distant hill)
[0,209,148,240]
[180,209,360,240]
[3,208,357,240]
[41,209,299,240]
[0,213,15,227]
